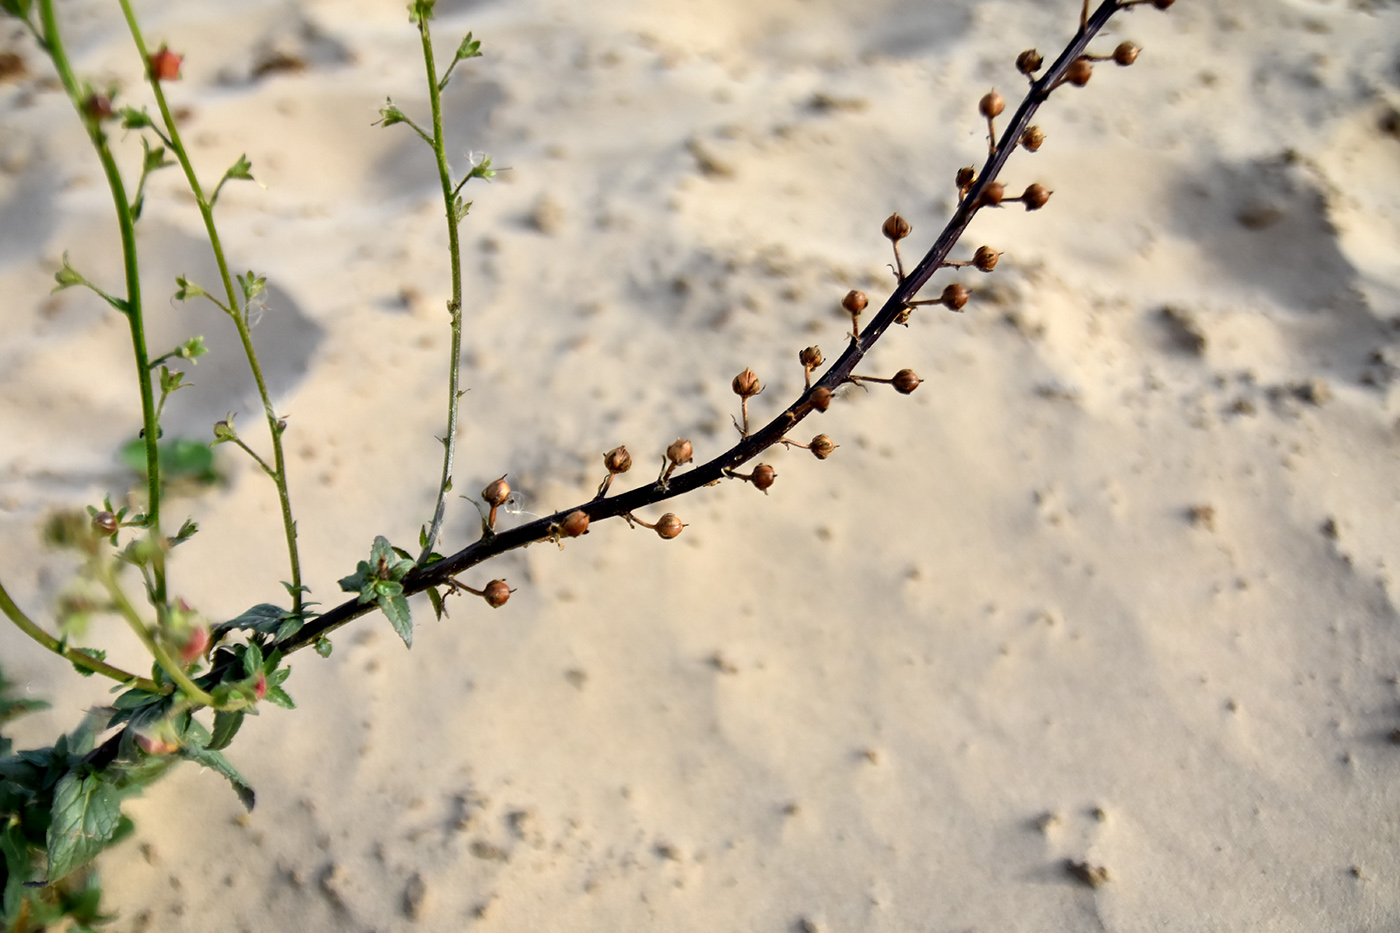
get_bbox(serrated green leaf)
[169,517,199,548]
[377,588,412,648]
[264,686,295,710]
[209,709,244,750]
[177,743,254,811]
[426,585,445,620]
[46,773,123,882]
[242,643,264,678]
[214,603,287,637]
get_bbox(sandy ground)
[3,0,1400,930]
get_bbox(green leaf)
[224,153,253,181]
[241,643,265,679]
[46,772,123,882]
[453,196,471,223]
[178,336,207,361]
[174,276,207,302]
[52,253,85,292]
[1,0,33,22]
[426,585,445,620]
[168,517,199,548]
[376,585,413,648]
[264,685,295,710]
[68,648,106,678]
[377,99,408,128]
[209,709,244,751]
[140,136,172,174]
[236,270,267,303]
[177,743,254,811]
[119,437,216,484]
[118,106,151,129]
[314,637,333,658]
[453,32,482,63]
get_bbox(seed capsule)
[93,511,119,536]
[979,90,1005,119]
[809,386,832,412]
[666,438,694,466]
[955,166,976,190]
[1022,184,1051,210]
[751,464,776,491]
[604,446,632,474]
[973,246,1000,272]
[482,475,511,507]
[842,290,868,315]
[941,283,969,311]
[148,46,183,82]
[892,369,923,395]
[483,579,512,608]
[1066,57,1092,87]
[979,181,1005,207]
[799,346,824,369]
[560,510,590,537]
[809,434,837,460]
[1020,126,1045,152]
[1152,0,1174,9]
[732,367,762,397]
[881,213,912,242]
[655,513,685,539]
[1016,49,1044,74]
[1113,41,1140,66]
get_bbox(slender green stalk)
[0,578,161,692]
[415,12,467,563]
[96,566,214,706]
[116,0,304,614]
[37,0,168,609]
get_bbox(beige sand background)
[4,0,1400,929]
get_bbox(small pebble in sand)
[1066,859,1111,888]
[1187,504,1216,531]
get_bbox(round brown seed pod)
[1020,126,1045,152]
[979,181,1005,207]
[1022,184,1051,210]
[809,434,837,460]
[1016,49,1044,74]
[483,579,512,608]
[732,367,761,398]
[482,475,511,507]
[882,212,912,242]
[1113,41,1140,66]
[666,438,693,466]
[93,511,119,536]
[955,166,976,189]
[973,246,1000,272]
[751,464,776,491]
[1066,57,1092,87]
[892,369,923,395]
[604,445,632,474]
[979,90,1005,119]
[941,283,970,311]
[799,345,824,369]
[560,510,590,537]
[842,290,868,315]
[655,513,685,539]
[809,386,832,412]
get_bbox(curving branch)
[275,0,1166,655]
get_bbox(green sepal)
[236,270,266,303]
[407,0,434,24]
[168,517,199,548]
[174,276,207,302]
[118,106,152,130]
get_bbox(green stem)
[116,0,304,615]
[96,566,214,706]
[0,578,162,692]
[38,0,167,608]
[416,13,466,563]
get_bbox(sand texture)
[3,0,1400,930]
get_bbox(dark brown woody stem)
[276,0,1139,655]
